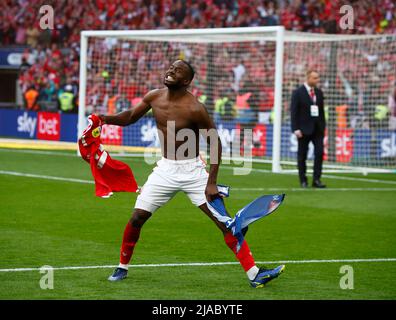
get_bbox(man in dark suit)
[290,70,326,188]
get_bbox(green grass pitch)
[0,147,395,300]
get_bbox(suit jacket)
[290,85,326,135]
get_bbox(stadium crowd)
[0,0,395,128]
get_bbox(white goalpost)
[78,27,396,174]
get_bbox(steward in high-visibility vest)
[215,97,228,116]
[59,85,75,113]
[375,105,388,121]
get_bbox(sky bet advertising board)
[0,109,76,142]
[0,109,395,162]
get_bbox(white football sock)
[247,266,260,280]
[118,263,129,270]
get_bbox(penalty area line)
[1,258,396,273]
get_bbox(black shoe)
[300,181,308,188]
[312,180,326,188]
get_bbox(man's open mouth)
[165,75,175,81]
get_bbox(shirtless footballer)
[100,60,284,288]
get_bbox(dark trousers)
[297,130,324,183]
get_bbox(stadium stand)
[0,0,395,113]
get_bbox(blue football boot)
[250,265,285,288]
[108,267,128,281]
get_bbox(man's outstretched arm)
[99,90,157,126]
[194,102,222,202]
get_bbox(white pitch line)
[232,187,396,192]
[227,167,396,185]
[1,170,396,191]
[2,147,396,185]
[1,258,396,273]
[0,148,146,159]
[0,149,75,157]
[321,174,396,185]
[215,165,396,185]
[0,170,94,184]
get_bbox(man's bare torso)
[149,88,202,160]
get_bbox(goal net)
[78,27,396,173]
[281,32,396,174]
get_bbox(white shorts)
[135,156,209,213]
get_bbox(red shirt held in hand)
[78,114,138,198]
